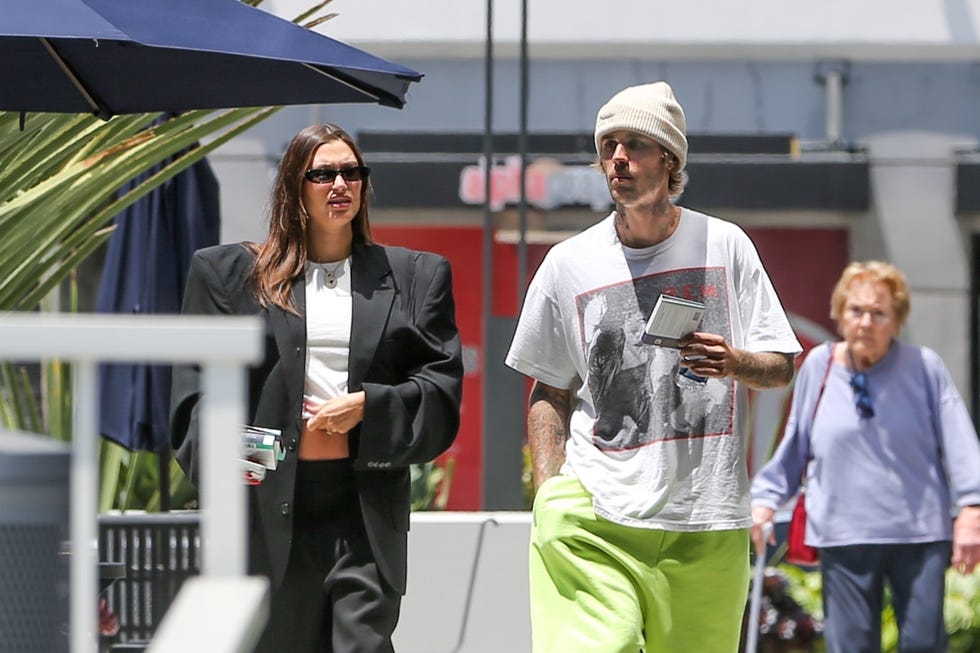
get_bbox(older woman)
[750,261,980,653]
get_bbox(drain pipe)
[815,60,850,148]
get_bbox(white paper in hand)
[642,294,705,348]
[240,458,266,485]
[241,425,284,470]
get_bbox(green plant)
[410,457,455,511]
[772,564,980,653]
[743,565,824,652]
[98,441,199,511]
[944,568,980,652]
[0,108,280,311]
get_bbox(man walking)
[506,81,802,652]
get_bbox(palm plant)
[0,107,278,311]
[0,107,283,511]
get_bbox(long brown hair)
[248,124,374,313]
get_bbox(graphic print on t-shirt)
[577,267,734,450]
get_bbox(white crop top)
[303,258,352,413]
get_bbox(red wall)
[373,226,484,509]
[748,227,848,338]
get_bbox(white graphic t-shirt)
[506,209,801,531]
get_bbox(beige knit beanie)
[594,81,688,171]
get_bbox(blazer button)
[280,502,290,517]
[287,439,297,452]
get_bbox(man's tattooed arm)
[733,351,796,389]
[527,381,572,491]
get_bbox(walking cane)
[745,522,773,653]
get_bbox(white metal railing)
[0,313,264,653]
[147,576,269,653]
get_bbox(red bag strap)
[810,342,836,424]
[803,342,837,478]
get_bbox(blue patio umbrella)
[95,145,220,454]
[1,0,422,119]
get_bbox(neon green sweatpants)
[529,474,750,653]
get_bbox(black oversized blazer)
[170,241,463,594]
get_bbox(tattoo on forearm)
[527,383,572,489]
[735,352,795,389]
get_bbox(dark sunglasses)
[304,165,370,184]
[849,371,875,419]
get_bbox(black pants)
[256,460,401,653]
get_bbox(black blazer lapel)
[267,273,307,416]
[349,245,395,389]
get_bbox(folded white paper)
[641,294,705,348]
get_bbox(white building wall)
[270,0,980,61]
